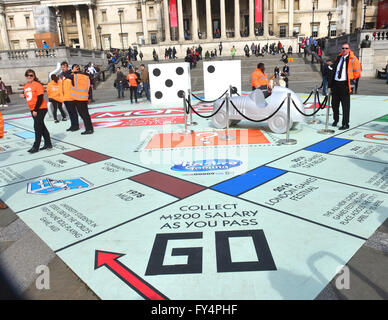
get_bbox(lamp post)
[56,11,65,46]
[312,0,315,38]
[327,11,332,39]
[118,9,124,50]
[97,24,102,51]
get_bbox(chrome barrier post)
[188,89,198,126]
[220,92,236,141]
[178,91,192,134]
[279,93,297,145]
[318,88,335,135]
[308,86,321,124]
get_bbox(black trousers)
[331,80,350,126]
[130,86,137,102]
[32,109,51,148]
[51,100,66,120]
[64,101,79,129]
[75,101,93,131]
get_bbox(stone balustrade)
[0,47,107,91]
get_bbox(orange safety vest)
[0,111,3,139]
[251,68,269,89]
[338,50,362,93]
[62,77,73,102]
[47,80,63,103]
[70,73,90,101]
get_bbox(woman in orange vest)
[20,69,52,153]
[126,69,138,103]
[47,74,67,123]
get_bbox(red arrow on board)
[94,250,168,300]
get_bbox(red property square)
[64,149,111,164]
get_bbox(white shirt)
[334,54,348,81]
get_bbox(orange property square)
[144,129,270,150]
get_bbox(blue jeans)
[137,84,142,97]
[117,82,124,98]
[322,77,328,95]
[142,82,150,101]
[386,71,388,83]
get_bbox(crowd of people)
[114,64,150,102]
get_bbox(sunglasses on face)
[26,74,34,77]
[342,47,349,49]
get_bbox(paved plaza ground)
[0,57,387,300]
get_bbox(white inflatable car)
[211,86,305,133]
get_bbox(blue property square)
[4,123,16,130]
[304,137,352,153]
[211,166,287,196]
[14,131,35,139]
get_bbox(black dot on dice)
[155,91,163,99]
[165,79,173,87]
[176,67,184,75]
[153,68,161,77]
[207,65,215,73]
[177,90,185,98]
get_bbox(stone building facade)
[0,0,380,51]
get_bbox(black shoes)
[62,117,67,121]
[66,127,79,132]
[81,130,94,135]
[55,120,59,123]
[27,147,39,153]
[339,125,349,130]
[332,121,338,127]
[40,145,53,151]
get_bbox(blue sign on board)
[171,159,242,172]
[27,178,92,195]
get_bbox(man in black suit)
[329,43,361,130]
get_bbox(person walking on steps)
[21,69,52,153]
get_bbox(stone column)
[141,2,149,44]
[345,0,351,34]
[206,0,212,40]
[192,0,199,41]
[0,6,10,50]
[163,0,171,42]
[263,0,269,37]
[356,0,362,29]
[177,0,184,41]
[75,5,85,48]
[249,0,254,37]
[288,0,294,37]
[88,5,97,49]
[220,0,226,39]
[234,0,240,38]
[272,0,278,36]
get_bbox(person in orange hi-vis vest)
[251,63,270,98]
[20,69,52,153]
[67,64,93,135]
[47,74,67,123]
[329,42,362,130]
[59,61,79,132]
[126,69,139,104]
[0,111,6,208]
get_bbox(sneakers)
[62,117,67,121]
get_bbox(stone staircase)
[96,52,323,93]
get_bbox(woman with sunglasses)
[21,69,52,153]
